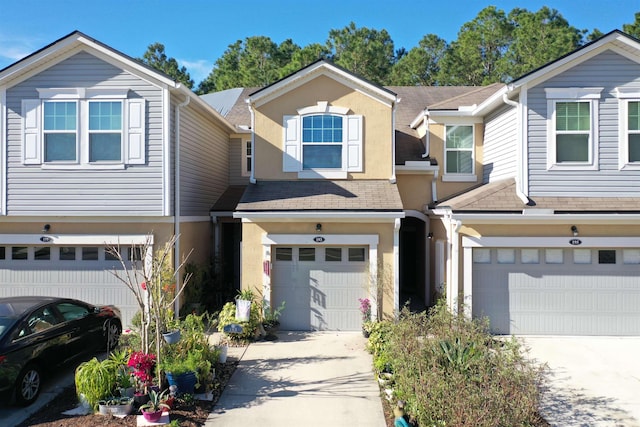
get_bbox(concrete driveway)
[522,337,640,427]
[205,331,386,427]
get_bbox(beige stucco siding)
[396,174,433,210]
[254,75,393,180]
[240,220,397,318]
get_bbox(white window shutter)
[346,115,363,172]
[125,99,146,164]
[22,99,42,165]
[283,115,301,172]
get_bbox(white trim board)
[462,236,640,248]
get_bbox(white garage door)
[0,245,141,327]
[473,247,640,335]
[271,246,369,331]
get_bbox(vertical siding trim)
[162,88,171,216]
[0,87,5,215]
[520,86,529,197]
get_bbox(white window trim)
[442,124,477,182]
[545,87,602,171]
[24,88,142,169]
[615,88,640,170]
[241,139,252,176]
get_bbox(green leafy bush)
[376,302,543,427]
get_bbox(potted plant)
[98,396,133,417]
[262,300,286,335]
[139,389,170,422]
[162,311,182,344]
[235,289,254,321]
[162,351,209,395]
[75,357,118,411]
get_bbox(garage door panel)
[474,248,640,335]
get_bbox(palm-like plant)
[139,389,170,414]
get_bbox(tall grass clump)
[379,301,544,427]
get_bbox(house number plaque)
[314,236,325,243]
[569,238,582,246]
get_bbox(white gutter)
[390,100,398,183]
[421,113,430,159]
[174,94,190,317]
[234,211,405,221]
[248,101,256,184]
[502,93,529,204]
[435,211,640,224]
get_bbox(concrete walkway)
[205,331,387,427]
[522,337,640,427]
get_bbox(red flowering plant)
[127,351,156,393]
[358,298,371,322]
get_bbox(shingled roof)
[436,178,640,213]
[236,180,403,212]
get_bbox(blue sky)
[0,0,638,85]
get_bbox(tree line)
[139,6,640,94]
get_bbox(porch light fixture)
[571,225,578,237]
[42,224,51,233]
[428,232,434,239]
[316,223,322,232]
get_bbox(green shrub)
[384,302,543,427]
[217,300,261,342]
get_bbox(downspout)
[247,101,256,184]
[502,93,528,204]
[174,94,190,317]
[420,111,438,203]
[450,219,462,314]
[393,218,401,315]
[390,100,398,183]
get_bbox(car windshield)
[0,317,17,340]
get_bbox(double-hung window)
[443,124,475,181]
[22,88,145,168]
[242,140,252,176]
[43,101,77,162]
[302,114,343,169]
[615,88,640,169]
[546,88,602,170]
[89,101,122,162]
[282,102,362,179]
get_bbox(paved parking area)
[522,337,640,427]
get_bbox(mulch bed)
[17,359,239,427]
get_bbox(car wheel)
[15,363,41,406]
[104,319,121,352]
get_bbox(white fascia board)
[463,235,640,248]
[510,34,635,91]
[395,163,439,174]
[234,211,405,221]
[472,85,510,116]
[446,212,640,225]
[0,216,175,223]
[410,109,428,129]
[250,64,396,108]
[0,234,152,245]
[263,233,379,246]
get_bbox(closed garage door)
[271,246,369,331]
[473,247,640,335]
[0,244,141,327]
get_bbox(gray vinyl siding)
[482,104,517,183]
[5,52,165,215]
[229,138,250,185]
[527,50,640,197]
[178,97,230,216]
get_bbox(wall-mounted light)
[42,224,51,233]
[571,225,578,237]
[427,232,434,239]
[316,223,322,232]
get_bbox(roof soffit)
[249,62,397,108]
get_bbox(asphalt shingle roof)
[237,180,403,212]
[436,178,640,212]
[211,185,247,212]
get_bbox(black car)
[0,296,122,405]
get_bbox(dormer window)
[282,102,362,179]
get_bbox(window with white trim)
[241,140,252,176]
[615,88,640,169]
[545,87,602,170]
[444,125,474,176]
[22,88,145,168]
[282,102,362,179]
